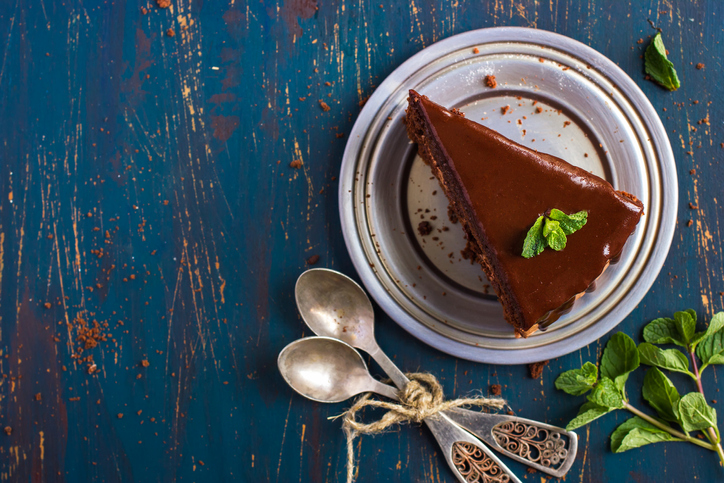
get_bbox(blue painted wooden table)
[0,1,722,481]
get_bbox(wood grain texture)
[0,0,721,481]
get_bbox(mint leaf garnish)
[645,32,680,91]
[521,209,588,258]
[521,215,546,258]
[547,208,588,234]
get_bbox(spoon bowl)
[277,336,397,403]
[295,269,377,352]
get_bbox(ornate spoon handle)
[425,413,521,483]
[444,409,578,478]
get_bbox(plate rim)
[338,26,678,364]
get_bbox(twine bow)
[337,373,506,483]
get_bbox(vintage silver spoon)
[278,336,521,483]
[295,268,578,478]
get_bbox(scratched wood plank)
[0,0,721,482]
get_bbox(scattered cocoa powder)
[3,427,11,435]
[500,105,511,115]
[686,219,693,227]
[35,393,42,401]
[166,28,175,37]
[319,100,331,112]
[141,7,148,14]
[490,384,502,396]
[689,202,699,210]
[289,160,302,169]
[306,254,320,265]
[156,0,171,7]
[141,360,150,368]
[447,206,458,224]
[472,47,479,54]
[636,38,644,44]
[528,360,549,379]
[44,302,52,309]
[535,106,543,113]
[484,75,497,88]
[696,63,705,70]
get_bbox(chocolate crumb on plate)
[156,0,171,7]
[166,28,175,37]
[686,219,693,227]
[319,100,331,112]
[306,254,320,265]
[484,75,497,88]
[528,360,549,379]
[472,47,479,54]
[696,63,705,70]
[4,427,11,436]
[490,384,502,396]
[289,159,302,168]
[141,360,150,368]
[417,221,433,236]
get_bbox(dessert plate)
[339,27,677,364]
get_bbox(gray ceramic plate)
[339,27,677,364]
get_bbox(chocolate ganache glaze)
[406,90,644,336]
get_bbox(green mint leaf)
[521,215,546,259]
[673,310,696,346]
[695,313,724,366]
[690,312,724,349]
[679,392,718,433]
[555,362,598,396]
[643,317,686,347]
[587,377,625,409]
[644,32,681,91]
[543,218,567,251]
[638,342,690,375]
[601,332,640,392]
[521,209,587,258]
[610,416,683,453]
[547,209,588,235]
[566,401,612,430]
[641,367,681,423]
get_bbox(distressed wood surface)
[0,0,722,481]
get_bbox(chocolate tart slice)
[405,90,644,337]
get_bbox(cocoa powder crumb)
[141,7,148,14]
[44,302,52,309]
[563,121,571,128]
[319,100,331,112]
[306,254,320,265]
[118,413,124,419]
[689,202,699,210]
[472,47,479,54]
[636,38,644,44]
[417,221,433,236]
[686,219,693,227]
[535,106,543,113]
[156,0,171,7]
[166,28,175,37]
[3,427,11,435]
[528,360,549,379]
[35,393,42,401]
[689,169,696,175]
[141,360,150,368]
[289,159,302,169]
[484,75,497,88]
[696,63,705,70]
[500,105,510,115]
[490,384,502,396]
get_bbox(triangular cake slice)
[405,90,644,337]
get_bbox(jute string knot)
[335,372,506,483]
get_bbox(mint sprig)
[555,310,724,465]
[645,32,680,91]
[521,209,588,258]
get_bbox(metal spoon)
[295,268,578,478]
[278,336,521,483]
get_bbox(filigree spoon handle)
[444,409,578,478]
